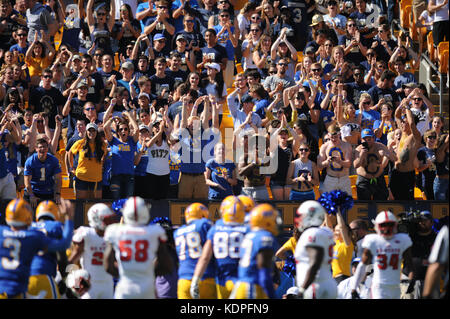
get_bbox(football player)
[230,203,281,299]
[237,195,255,225]
[294,200,337,299]
[190,196,248,299]
[103,196,173,299]
[350,211,415,299]
[27,200,69,299]
[68,203,117,299]
[174,202,217,299]
[0,198,74,299]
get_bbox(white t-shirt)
[104,223,167,298]
[419,10,434,31]
[295,226,335,286]
[361,233,412,286]
[432,0,449,22]
[72,226,114,283]
[146,140,170,175]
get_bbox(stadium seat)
[349,175,357,187]
[236,62,243,74]
[297,51,303,63]
[427,32,435,62]
[400,5,412,30]
[314,185,320,200]
[437,41,449,73]
[351,185,357,199]
[414,187,424,200]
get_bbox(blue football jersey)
[0,226,53,296]
[29,221,64,277]
[0,222,73,296]
[24,153,62,195]
[237,230,278,284]
[207,223,248,285]
[174,218,215,280]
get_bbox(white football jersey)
[362,233,412,286]
[104,223,167,298]
[72,226,113,283]
[295,226,335,286]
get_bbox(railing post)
[440,73,444,115]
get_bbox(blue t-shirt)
[9,44,28,65]
[254,99,270,119]
[134,141,149,177]
[214,25,236,60]
[373,119,394,145]
[237,229,278,285]
[29,220,64,277]
[0,133,9,178]
[205,159,236,200]
[206,223,248,285]
[24,153,62,195]
[109,136,137,176]
[174,218,216,280]
[394,72,417,90]
[356,109,380,130]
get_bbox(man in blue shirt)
[393,57,417,93]
[24,138,62,208]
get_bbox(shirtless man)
[238,134,271,201]
[354,128,397,200]
[317,123,353,195]
[389,102,422,200]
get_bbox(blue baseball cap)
[153,33,165,41]
[361,128,375,139]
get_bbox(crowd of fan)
[0,0,449,208]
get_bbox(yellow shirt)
[331,239,354,278]
[25,55,52,78]
[70,139,106,182]
[280,236,298,255]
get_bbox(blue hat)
[153,33,165,41]
[361,128,375,139]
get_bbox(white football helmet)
[122,196,150,226]
[66,269,91,298]
[87,203,115,231]
[294,200,326,232]
[372,210,398,239]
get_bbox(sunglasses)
[97,12,106,16]
[299,148,309,152]
[312,68,321,72]
[43,75,52,79]
[348,24,356,27]
[278,63,288,66]
[413,97,423,101]
[330,132,339,136]
[185,19,194,23]
[354,73,363,76]
[362,101,371,105]
[85,107,95,111]
[269,70,276,74]
[427,135,437,139]
[251,16,261,19]
[220,14,230,18]
[17,33,27,37]
[158,6,167,9]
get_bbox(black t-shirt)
[97,69,122,97]
[368,85,400,106]
[149,74,175,98]
[165,68,188,88]
[29,86,65,129]
[346,81,372,107]
[87,72,105,104]
[410,231,437,280]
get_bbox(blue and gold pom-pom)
[150,216,172,226]
[282,254,297,278]
[318,190,354,216]
[111,198,127,217]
